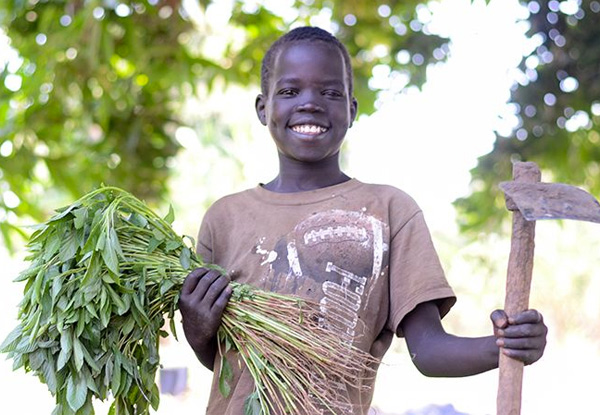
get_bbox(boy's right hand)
[179,267,233,370]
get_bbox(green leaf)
[73,336,85,372]
[159,279,175,296]
[218,357,233,398]
[179,247,191,270]
[0,325,23,353]
[128,213,148,228]
[111,357,122,394]
[101,244,119,275]
[43,232,61,261]
[66,374,88,411]
[164,204,175,224]
[146,237,161,253]
[42,358,58,394]
[152,228,165,241]
[243,390,262,415]
[59,229,80,263]
[56,346,71,371]
[28,349,46,371]
[165,239,181,252]
[169,317,178,341]
[73,208,88,230]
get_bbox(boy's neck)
[263,155,351,193]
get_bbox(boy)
[178,26,547,414]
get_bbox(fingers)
[494,309,548,365]
[180,267,232,310]
[490,309,509,330]
[508,309,543,325]
[181,267,209,295]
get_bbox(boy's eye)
[323,89,343,98]
[277,88,297,96]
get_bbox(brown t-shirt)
[197,178,456,415]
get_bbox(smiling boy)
[178,26,547,415]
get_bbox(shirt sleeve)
[387,210,456,337]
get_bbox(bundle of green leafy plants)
[1,186,377,415]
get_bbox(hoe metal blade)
[499,181,600,224]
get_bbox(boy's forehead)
[271,41,348,84]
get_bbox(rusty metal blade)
[499,181,600,224]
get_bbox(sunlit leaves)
[1,0,451,250]
[457,0,600,233]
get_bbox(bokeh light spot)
[66,48,77,60]
[0,141,14,157]
[560,76,579,93]
[35,33,47,45]
[396,50,410,65]
[377,5,391,18]
[2,190,20,209]
[527,1,540,13]
[343,14,356,26]
[544,93,557,106]
[546,12,559,24]
[516,128,528,141]
[548,1,560,12]
[524,105,537,117]
[4,74,22,92]
[93,7,105,19]
[60,15,72,26]
[115,4,132,17]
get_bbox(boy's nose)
[296,101,324,112]
[296,96,324,112]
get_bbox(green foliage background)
[0,0,445,250]
[455,0,600,233]
[1,0,599,250]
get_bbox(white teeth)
[291,124,328,134]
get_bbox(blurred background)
[1,0,599,413]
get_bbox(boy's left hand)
[491,309,548,365]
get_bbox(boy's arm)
[400,301,547,377]
[179,268,232,371]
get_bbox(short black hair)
[260,26,354,97]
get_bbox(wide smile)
[289,124,329,137]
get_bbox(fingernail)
[496,339,504,347]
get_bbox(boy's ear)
[349,97,358,128]
[255,94,267,126]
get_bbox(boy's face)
[255,41,357,164]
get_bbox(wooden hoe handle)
[497,161,541,415]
